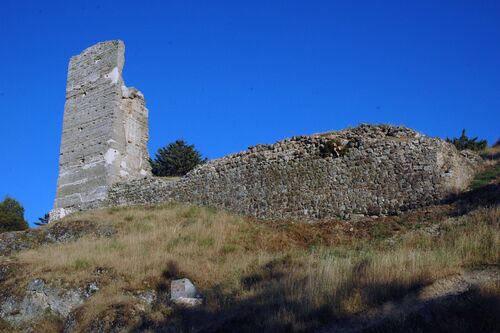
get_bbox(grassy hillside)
[1,161,499,332]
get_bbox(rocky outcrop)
[0,279,97,328]
[0,220,115,257]
[108,124,482,220]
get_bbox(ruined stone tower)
[51,40,151,220]
[50,41,481,222]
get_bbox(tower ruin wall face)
[52,40,151,220]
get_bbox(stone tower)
[51,40,151,220]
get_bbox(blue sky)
[0,1,499,226]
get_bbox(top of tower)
[71,40,124,60]
[66,40,126,95]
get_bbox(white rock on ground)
[170,278,202,306]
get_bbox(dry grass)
[18,205,250,287]
[11,199,499,332]
[481,144,500,162]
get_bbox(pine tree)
[150,140,206,177]
[446,129,487,152]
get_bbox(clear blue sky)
[0,1,499,226]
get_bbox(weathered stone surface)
[170,278,200,300]
[107,124,482,220]
[0,279,97,327]
[51,40,150,221]
[173,297,203,307]
[170,278,202,306]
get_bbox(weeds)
[470,162,500,190]
[72,258,93,270]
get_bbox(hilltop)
[0,156,498,332]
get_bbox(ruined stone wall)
[107,125,482,220]
[51,43,482,221]
[52,40,150,220]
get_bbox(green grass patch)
[72,258,93,270]
[176,205,201,220]
[220,244,239,254]
[106,207,124,215]
[470,163,500,190]
[129,221,155,233]
[104,239,125,251]
[166,234,196,250]
[123,215,134,222]
[197,237,215,248]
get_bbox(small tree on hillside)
[150,140,206,177]
[0,196,29,233]
[446,129,487,152]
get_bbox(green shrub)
[446,129,487,151]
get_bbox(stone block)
[170,278,201,301]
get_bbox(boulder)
[170,279,202,306]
